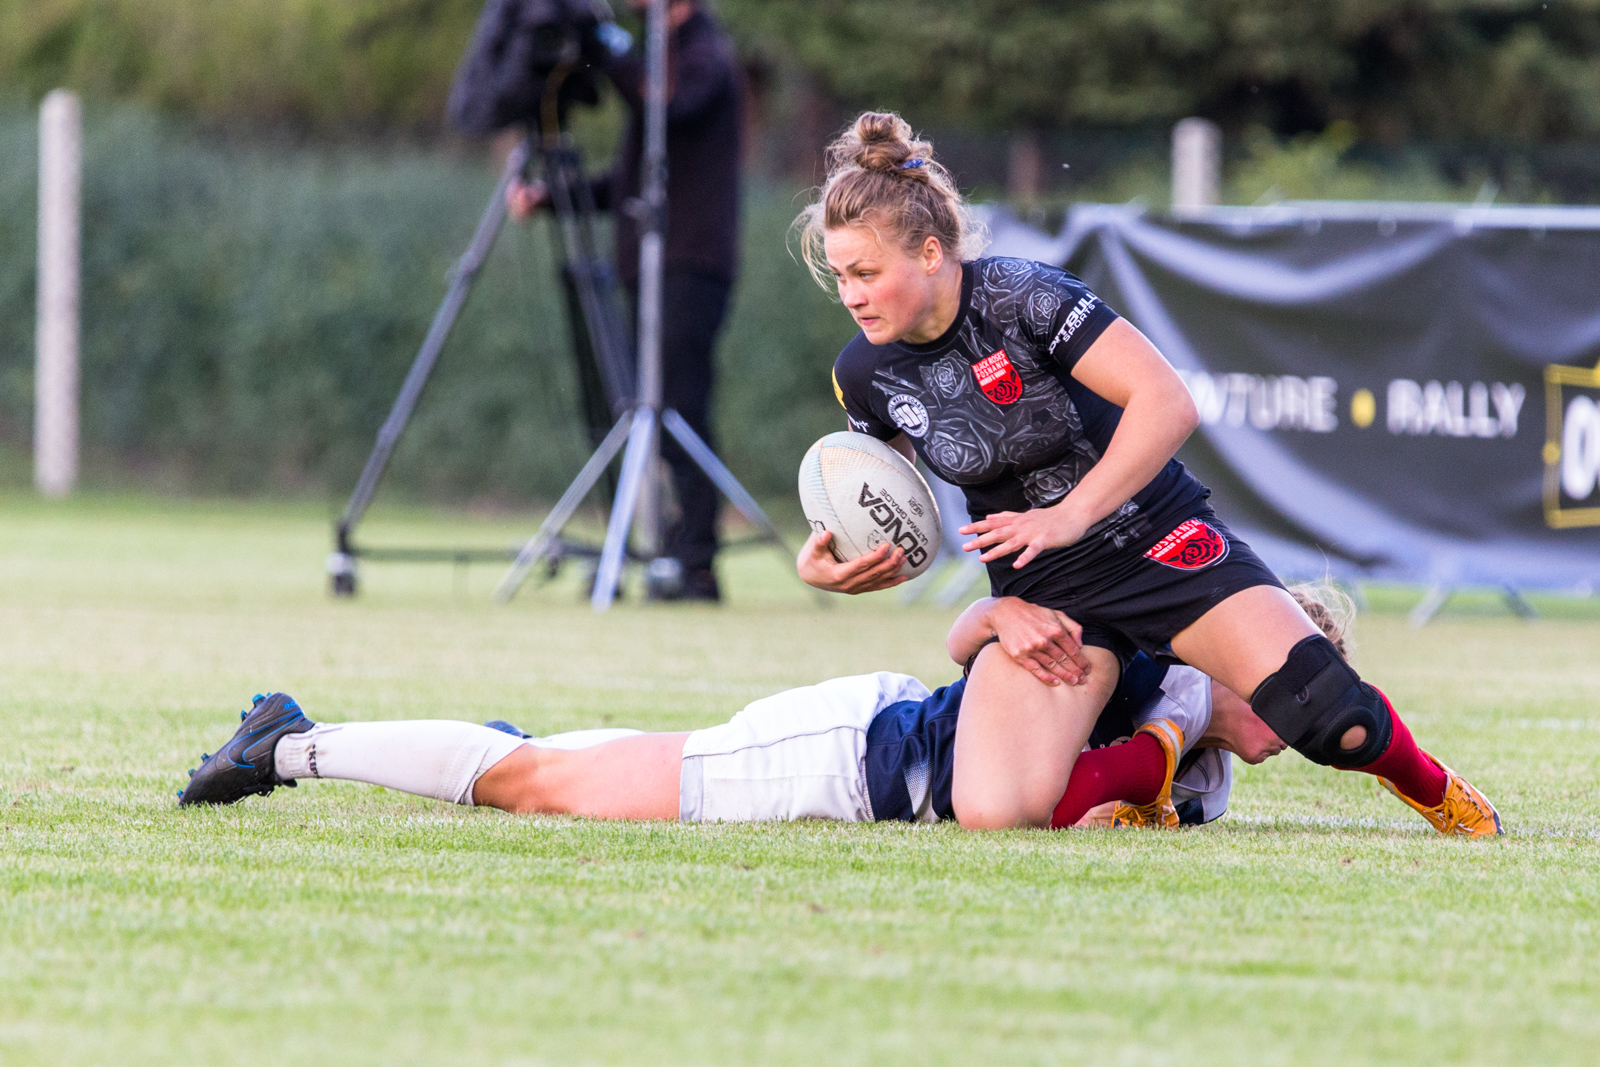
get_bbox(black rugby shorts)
[992,508,1283,668]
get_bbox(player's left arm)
[961,319,1198,568]
[947,596,1091,686]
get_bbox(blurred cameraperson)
[508,0,744,603]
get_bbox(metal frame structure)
[327,132,633,595]
[495,0,792,609]
[331,0,793,607]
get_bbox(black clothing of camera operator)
[510,0,742,601]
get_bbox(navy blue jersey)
[864,678,964,822]
[832,258,1209,589]
[1085,652,1171,750]
[866,653,1171,822]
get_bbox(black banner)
[988,202,1600,590]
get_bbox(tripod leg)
[495,415,634,604]
[661,409,825,605]
[544,148,635,410]
[559,266,620,441]
[333,138,531,587]
[661,408,792,553]
[558,263,620,507]
[592,407,658,612]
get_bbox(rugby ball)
[798,432,942,578]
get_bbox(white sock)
[273,721,527,806]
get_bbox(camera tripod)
[328,126,793,604]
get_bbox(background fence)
[0,103,857,505]
[7,97,1600,509]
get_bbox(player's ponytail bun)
[836,112,927,176]
[794,111,986,290]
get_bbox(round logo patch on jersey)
[1144,518,1230,570]
[973,349,1024,405]
[887,394,930,438]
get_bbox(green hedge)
[0,104,857,502]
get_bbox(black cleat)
[484,719,532,739]
[178,692,315,806]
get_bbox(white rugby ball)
[798,431,943,578]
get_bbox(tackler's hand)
[797,529,908,594]
[960,501,1090,570]
[988,597,1090,686]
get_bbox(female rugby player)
[794,111,1499,837]
[178,592,1311,825]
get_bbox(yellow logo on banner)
[1543,358,1600,528]
[1349,388,1377,428]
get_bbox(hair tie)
[899,158,926,170]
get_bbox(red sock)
[1345,688,1447,807]
[1050,733,1167,829]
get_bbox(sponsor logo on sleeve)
[1048,295,1099,355]
[1144,518,1229,570]
[973,350,1024,405]
[887,394,930,438]
[846,414,876,435]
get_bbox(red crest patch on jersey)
[972,350,1024,405]
[1144,518,1229,570]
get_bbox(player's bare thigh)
[952,642,1120,830]
[472,732,690,819]
[1168,585,1320,698]
[1170,584,1370,753]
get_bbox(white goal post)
[36,89,81,498]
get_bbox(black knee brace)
[1250,635,1392,768]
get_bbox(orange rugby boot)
[1111,718,1184,830]
[1379,752,1503,837]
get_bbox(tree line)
[4,0,1599,144]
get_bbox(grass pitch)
[3,493,1599,1066]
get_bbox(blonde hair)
[793,111,986,290]
[1287,582,1357,659]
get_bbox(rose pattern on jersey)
[868,262,1106,509]
[976,258,1074,343]
[852,257,1153,553]
[871,323,1072,489]
[929,355,966,400]
[1020,461,1079,507]
[1088,500,1149,551]
[925,426,996,478]
[1026,287,1063,331]
[967,260,1137,524]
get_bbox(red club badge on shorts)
[1144,518,1230,570]
[973,349,1024,405]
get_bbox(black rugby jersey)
[832,257,1209,592]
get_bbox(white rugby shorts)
[678,672,931,823]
